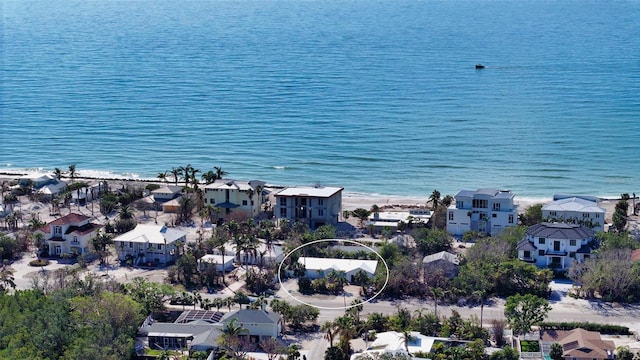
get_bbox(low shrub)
[29,259,50,267]
[539,322,631,335]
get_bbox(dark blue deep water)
[2,0,639,198]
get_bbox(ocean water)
[1,0,639,199]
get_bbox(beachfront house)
[274,185,343,229]
[540,328,615,360]
[151,185,183,203]
[517,222,596,270]
[366,209,432,234]
[542,195,606,232]
[203,179,266,219]
[297,257,378,282]
[113,224,187,266]
[39,213,103,257]
[446,189,518,236]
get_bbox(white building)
[298,257,378,282]
[517,222,596,270]
[203,179,266,219]
[113,224,187,266]
[367,209,432,233]
[446,189,518,236]
[213,241,284,266]
[274,185,343,229]
[198,254,235,272]
[542,195,606,232]
[350,331,470,360]
[39,213,103,257]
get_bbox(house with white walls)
[113,224,187,266]
[274,185,343,229]
[542,195,606,232]
[446,189,518,236]
[203,179,266,219]
[517,222,596,270]
[39,213,103,257]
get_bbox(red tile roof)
[631,249,640,262]
[42,213,91,233]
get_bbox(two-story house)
[203,179,266,219]
[274,185,343,229]
[542,195,606,232]
[446,189,518,236]
[517,222,596,270]
[113,224,187,266]
[39,213,103,257]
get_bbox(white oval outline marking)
[277,239,390,310]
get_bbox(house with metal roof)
[542,196,606,232]
[220,309,282,340]
[274,185,343,229]
[113,224,187,266]
[203,179,266,220]
[517,222,596,270]
[297,257,379,282]
[146,321,223,352]
[446,189,518,236]
[423,251,460,280]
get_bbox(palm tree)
[68,164,77,183]
[429,287,444,318]
[201,170,218,185]
[170,167,182,186]
[31,232,45,259]
[157,171,168,183]
[53,167,64,180]
[118,204,134,220]
[429,189,441,229]
[347,299,364,324]
[214,166,228,180]
[472,289,487,329]
[321,320,339,347]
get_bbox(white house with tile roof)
[39,213,103,257]
[446,188,518,236]
[113,224,187,266]
[274,185,343,229]
[517,222,596,270]
[203,179,266,219]
[542,196,606,232]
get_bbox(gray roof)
[517,239,537,251]
[455,188,514,199]
[526,222,595,240]
[422,251,459,265]
[220,309,280,325]
[147,322,221,339]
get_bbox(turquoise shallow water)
[1,0,639,198]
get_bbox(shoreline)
[0,168,627,218]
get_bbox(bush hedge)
[29,259,50,267]
[539,322,631,335]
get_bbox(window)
[280,208,287,217]
[54,226,62,234]
[539,238,546,244]
[508,214,514,224]
[318,209,324,216]
[72,236,79,244]
[157,244,162,250]
[456,200,463,208]
[449,212,454,221]
[492,213,497,218]
[279,197,286,206]
[523,250,530,258]
[472,199,488,208]
[129,242,133,248]
[595,214,600,218]
[492,203,501,211]
[583,213,589,218]
[318,199,324,206]
[550,211,557,216]
[242,200,248,206]
[538,250,545,256]
[569,252,576,258]
[570,239,576,246]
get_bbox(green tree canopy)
[504,294,551,336]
